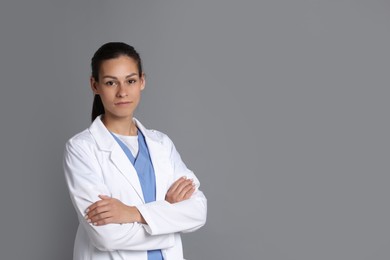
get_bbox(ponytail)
[91,95,105,122]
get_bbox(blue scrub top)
[111,130,163,260]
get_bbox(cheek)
[130,87,142,98]
[99,91,115,105]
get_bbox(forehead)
[99,55,138,76]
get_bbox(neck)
[102,114,137,136]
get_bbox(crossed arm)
[85,176,196,226]
[64,137,207,251]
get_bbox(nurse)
[63,42,207,260]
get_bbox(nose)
[116,84,128,98]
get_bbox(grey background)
[0,1,389,259]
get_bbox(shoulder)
[144,128,174,148]
[147,128,171,142]
[65,128,96,153]
[134,118,174,147]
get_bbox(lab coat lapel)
[135,120,171,202]
[89,116,145,203]
[110,146,145,203]
[144,140,167,201]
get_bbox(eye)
[127,79,137,84]
[104,81,117,87]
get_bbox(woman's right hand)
[165,176,195,203]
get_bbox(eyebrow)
[102,73,138,79]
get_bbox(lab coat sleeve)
[63,138,175,251]
[136,135,207,236]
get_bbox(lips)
[115,101,131,105]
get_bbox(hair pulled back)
[90,42,143,121]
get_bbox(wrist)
[130,206,146,224]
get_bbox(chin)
[106,112,134,120]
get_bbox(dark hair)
[91,42,143,121]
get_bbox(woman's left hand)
[85,195,145,226]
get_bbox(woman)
[63,42,207,260]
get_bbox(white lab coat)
[63,116,207,260]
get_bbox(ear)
[90,76,99,94]
[140,73,146,91]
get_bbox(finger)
[183,186,196,200]
[86,205,111,219]
[167,180,192,203]
[89,211,112,224]
[176,182,195,202]
[178,182,195,199]
[168,176,187,193]
[171,176,188,190]
[86,198,111,213]
[89,195,111,211]
[98,195,111,200]
[174,179,194,195]
[92,216,115,226]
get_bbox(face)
[91,55,145,120]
